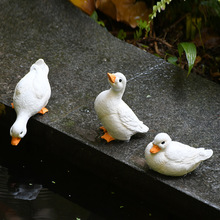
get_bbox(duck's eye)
[119,79,122,82]
[20,131,23,134]
[161,141,165,144]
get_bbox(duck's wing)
[166,142,210,163]
[13,72,34,98]
[31,66,50,101]
[118,102,148,133]
[32,78,46,100]
[15,69,49,104]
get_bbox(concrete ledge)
[0,0,220,218]
[1,104,219,219]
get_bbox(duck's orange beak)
[150,144,161,154]
[11,137,21,146]
[107,73,116,83]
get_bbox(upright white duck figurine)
[10,59,51,146]
[145,133,213,176]
[94,72,149,142]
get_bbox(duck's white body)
[94,72,149,142]
[145,133,213,176]
[10,59,51,145]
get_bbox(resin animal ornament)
[145,133,213,176]
[94,72,149,142]
[10,59,51,146]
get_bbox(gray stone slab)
[0,0,220,218]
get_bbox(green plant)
[90,11,105,27]
[167,56,178,66]
[178,42,197,77]
[186,15,202,40]
[134,1,197,77]
[167,42,197,77]
[134,0,172,39]
[134,20,148,40]
[117,29,127,40]
[201,0,220,18]
[144,0,172,37]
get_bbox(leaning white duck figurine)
[94,72,149,142]
[10,59,51,146]
[145,133,213,176]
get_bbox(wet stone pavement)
[0,0,220,218]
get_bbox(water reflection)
[0,166,92,220]
[8,182,42,201]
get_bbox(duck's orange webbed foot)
[100,126,107,133]
[11,103,14,109]
[101,132,115,142]
[100,126,115,142]
[38,107,49,115]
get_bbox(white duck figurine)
[94,72,149,142]
[145,133,213,176]
[10,59,51,146]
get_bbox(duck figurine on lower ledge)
[145,133,213,176]
[10,59,51,146]
[94,72,149,142]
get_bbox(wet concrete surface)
[0,0,220,218]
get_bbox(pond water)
[0,104,177,220]
[0,142,159,220]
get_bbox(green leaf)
[139,43,149,49]
[90,11,98,21]
[178,42,197,77]
[137,20,147,30]
[90,11,105,27]
[134,29,142,40]
[98,20,105,27]
[167,56,178,65]
[117,29,127,40]
[153,5,157,11]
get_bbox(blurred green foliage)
[154,0,220,35]
[90,11,105,27]
[117,29,127,40]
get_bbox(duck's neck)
[15,113,29,126]
[109,88,124,100]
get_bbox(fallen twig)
[151,37,173,48]
[153,32,163,56]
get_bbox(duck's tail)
[199,149,213,161]
[139,122,149,133]
[30,58,49,75]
